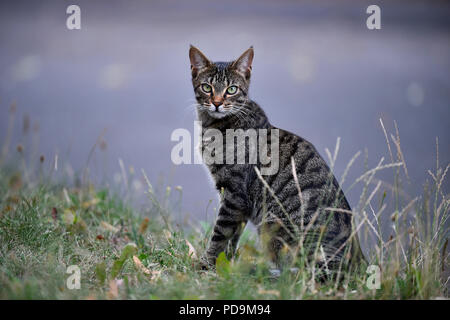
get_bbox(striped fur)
[189,46,365,275]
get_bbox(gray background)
[0,0,449,239]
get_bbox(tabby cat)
[189,45,365,276]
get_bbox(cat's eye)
[226,86,238,95]
[201,83,212,93]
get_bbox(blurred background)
[0,0,449,233]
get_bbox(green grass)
[0,161,447,300]
[0,108,448,299]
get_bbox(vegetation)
[0,105,448,299]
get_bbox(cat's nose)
[212,97,223,108]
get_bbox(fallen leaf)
[110,243,138,278]
[163,229,172,240]
[85,293,97,300]
[100,221,119,233]
[185,240,197,259]
[95,263,106,285]
[82,198,100,209]
[121,243,138,259]
[63,209,75,225]
[107,279,119,299]
[257,289,280,297]
[133,255,151,275]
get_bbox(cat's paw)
[196,256,216,271]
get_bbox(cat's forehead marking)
[211,62,232,87]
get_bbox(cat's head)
[189,45,254,119]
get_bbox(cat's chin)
[207,111,229,119]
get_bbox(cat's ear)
[189,45,211,78]
[232,46,254,80]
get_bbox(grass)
[0,106,448,299]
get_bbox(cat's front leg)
[225,220,247,260]
[201,205,246,269]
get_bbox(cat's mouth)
[208,110,228,119]
[205,104,229,119]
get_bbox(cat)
[189,45,366,277]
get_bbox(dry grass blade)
[379,118,394,164]
[437,163,449,192]
[82,128,107,184]
[390,123,409,180]
[323,208,353,215]
[324,137,341,171]
[348,161,402,191]
[361,208,381,243]
[291,157,305,229]
[361,180,382,212]
[142,168,172,231]
[340,150,361,187]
